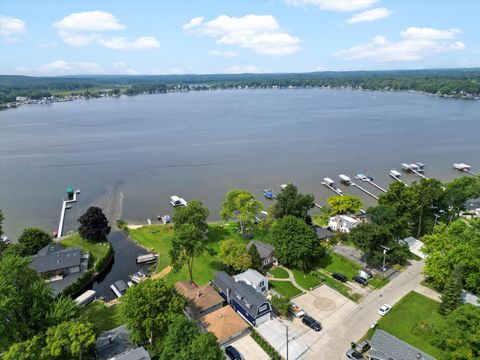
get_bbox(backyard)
[270,280,303,298]
[80,301,125,333]
[61,233,111,268]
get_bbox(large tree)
[219,239,251,273]
[170,223,205,282]
[220,189,263,234]
[3,335,46,360]
[173,199,209,234]
[45,320,96,359]
[17,228,52,256]
[248,242,262,271]
[272,184,315,220]
[0,255,52,351]
[271,215,322,270]
[47,296,81,326]
[411,178,446,237]
[366,204,410,240]
[423,218,480,294]
[121,279,185,346]
[444,175,480,213]
[327,195,363,215]
[78,206,111,242]
[434,304,480,360]
[439,265,464,316]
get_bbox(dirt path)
[151,266,172,279]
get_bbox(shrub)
[271,295,291,318]
[93,243,113,272]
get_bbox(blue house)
[212,271,271,326]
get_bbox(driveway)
[226,334,270,360]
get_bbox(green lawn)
[291,269,321,290]
[80,301,126,333]
[268,267,289,279]
[369,275,390,289]
[270,280,303,298]
[318,270,360,301]
[61,233,110,268]
[318,253,361,279]
[367,291,445,359]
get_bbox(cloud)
[53,11,159,50]
[336,27,465,62]
[112,61,139,75]
[0,15,27,42]
[286,0,379,12]
[182,17,204,30]
[209,50,238,58]
[38,60,106,75]
[183,14,301,56]
[223,65,263,74]
[346,8,392,24]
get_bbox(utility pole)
[381,245,390,272]
[286,325,289,360]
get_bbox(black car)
[332,272,348,282]
[302,315,322,331]
[352,275,368,286]
[225,346,242,360]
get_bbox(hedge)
[93,243,113,272]
[61,269,93,297]
[251,328,283,360]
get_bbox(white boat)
[110,280,128,298]
[401,163,412,171]
[65,204,72,209]
[74,290,96,306]
[0,235,10,245]
[136,253,159,264]
[323,177,335,186]
[416,162,425,169]
[454,163,471,170]
[356,173,368,181]
[280,184,288,190]
[170,195,187,207]
[409,163,422,172]
[339,174,352,184]
[75,189,81,194]
[131,270,149,283]
[389,169,401,178]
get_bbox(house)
[234,269,269,293]
[174,281,224,319]
[400,236,427,259]
[95,325,151,360]
[212,271,272,326]
[462,197,480,217]
[312,225,334,241]
[200,305,250,345]
[246,240,274,267]
[328,215,360,233]
[367,330,435,360]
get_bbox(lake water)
[1,88,479,239]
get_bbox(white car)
[378,304,391,316]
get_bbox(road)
[303,259,425,359]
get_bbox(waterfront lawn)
[80,301,125,333]
[318,253,361,279]
[268,267,289,279]
[367,291,445,359]
[270,280,303,299]
[291,269,321,290]
[61,233,110,268]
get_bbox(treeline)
[1,68,479,103]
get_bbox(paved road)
[303,259,425,360]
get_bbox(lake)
[1,88,479,239]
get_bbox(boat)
[323,177,335,187]
[339,174,352,184]
[415,162,425,170]
[401,163,412,171]
[170,195,187,207]
[110,280,128,298]
[74,290,96,306]
[356,173,369,181]
[127,281,135,288]
[280,184,288,190]
[131,270,149,284]
[389,169,401,178]
[453,163,471,171]
[75,189,81,194]
[0,235,10,245]
[263,188,274,200]
[136,253,159,264]
[409,163,422,172]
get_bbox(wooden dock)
[389,173,409,187]
[365,180,387,193]
[321,181,344,196]
[57,190,79,238]
[350,181,379,200]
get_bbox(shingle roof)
[114,347,151,360]
[313,225,334,239]
[234,269,266,287]
[247,240,274,260]
[464,197,480,210]
[175,282,224,316]
[370,330,436,360]
[96,325,133,360]
[30,247,82,273]
[200,306,249,344]
[213,271,269,319]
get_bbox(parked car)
[302,315,322,331]
[332,272,348,282]
[378,304,392,316]
[225,345,242,360]
[290,303,306,318]
[355,340,371,353]
[352,275,368,286]
[346,349,364,359]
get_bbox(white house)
[400,236,427,259]
[328,215,360,233]
[234,269,269,293]
[462,198,480,218]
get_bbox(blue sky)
[1,0,479,75]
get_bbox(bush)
[116,219,129,232]
[271,295,291,317]
[251,329,282,360]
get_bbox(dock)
[389,170,408,186]
[57,187,80,238]
[365,180,387,193]
[321,180,344,197]
[401,163,429,179]
[453,163,477,176]
[264,187,322,209]
[350,181,379,200]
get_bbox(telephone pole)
[286,325,289,360]
[381,245,390,272]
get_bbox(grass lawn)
[367,291,445,359]
[291,269,321,290]
[318,253,361,279]
[80,301,126,333]
[270,280,303,298]
[318,270,361,302]
[268,267,289,279]
[369,275,390,289]
[61,233,110,268]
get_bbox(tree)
[0,255,52,352]
[170,223,205,282]
[271,215,322,271]
[47,296,80,326]
[423,218,480,294]
[444,175,480,213]
[173,199,209,234]
[219,240,251,273]
[0,209,4,237]
[439,265,464,315]
[411,179,446,237]
[121,279,185,346]
[271,296,290,317]
[3,335,47,360]
[366,204,410,240]
[45,320,96,359]
[221,189,263,234]
[17,228,52,256]
[248,242,262,270]
[78,206,111,242]
[327,195,363,215]
[272,184,315,220]
[434,304,480,360]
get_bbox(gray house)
[95,325,151,360]
[368,330,435,360]
[247,240,274,267]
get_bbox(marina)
[339,175,379,201]
[322,178,344,196]
[389,169,408,186]
[401,163,429,179]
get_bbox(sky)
[1,0,479,76]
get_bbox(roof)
[312,225,334,239]
[337,215,359,223]
[96,325,133,360]
[174,282,224,316]
[213,271,269,319]
[234,269,267,287]
[30,247,82,273]
[36,243,65,256]
[246,240,274,260]
[369,330,436,360]
[113,347,151,360]
[200,306,249,343]
[401,237,426,259]
[464,197,480,210]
